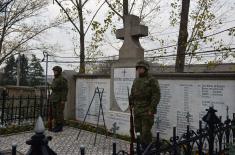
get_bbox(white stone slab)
[113,68,136,112]
[76,77,235,139]
[76,78,110,125]
[154,79,235,138]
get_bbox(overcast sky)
[31,0,235,75]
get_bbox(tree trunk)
[0,8,7,55]
[175,0,190,72]
[123,0,128,25]
[123,0,128,16]
[0,24,6,55]
[79,0,85,73]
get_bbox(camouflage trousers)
[134,115,154,145]
[52,102,65,126]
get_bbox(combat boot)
[52,124,63,132]
[141,143,149,151]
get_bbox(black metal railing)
[0,90,49,128]
[1,87,235,155]
[112,107,235,155]
[139,107,235,155]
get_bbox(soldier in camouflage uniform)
[130,60,161,149]
[50,66,68,132]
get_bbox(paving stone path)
[0,127,130,155]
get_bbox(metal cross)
[226,106,229,119]
[155,117,161,129]
[186,112,192,124]
[111,122,119,138]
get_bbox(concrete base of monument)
[106,111,157,138]
[76,110,157,138]
[106,111,131,136]
[76,110,132,136]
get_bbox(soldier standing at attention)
[130,60,161,150]
[50,66,68,132]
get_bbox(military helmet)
[52,66,62,72]
[136,60,150,70]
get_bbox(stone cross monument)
[110,15,148,112]
[116,15,148,61]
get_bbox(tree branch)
[54,0,80,33]
[129,0,136,14]
[0,22,61,65]
[85,1,105,35]
[139,0,146,20]
[70,0,77,7]
[141,2,160,21]
[82,0,89,8]
[105,0,123,19]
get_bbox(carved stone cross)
[116,15,148,60]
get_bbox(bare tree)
[104,0,163,56]
[105,0,161,25]
[170,0,235,71]
[54,0,114,73]
[0,0,58,65]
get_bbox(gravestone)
[108,15,148,133]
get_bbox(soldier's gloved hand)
[129,100,134,107]
[129,95,134,105]
[61,101,65,108]
[129,104,133,110]
[148,111,154,117]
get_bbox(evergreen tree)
[28,54,44,86]
[18,54,29,86]
[2,55,17,85]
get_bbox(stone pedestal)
[62,70,77,120]
[110,15,148,112]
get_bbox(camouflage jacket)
[130,73,160,116]
[50,75,68,102]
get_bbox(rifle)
[127,87,135,155]
[47,90,52,131]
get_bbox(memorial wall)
[155,79,235,138]
[76,72,235,138]
[76,78,110,125]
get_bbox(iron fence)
[112,107,235,155]
[0,90,49,128]
[137,107,235,155]
[1,87,235,155]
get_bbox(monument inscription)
[76,78,110,125]
[155,80,235,138]
[76,77,235,138]
[113,68,136,112]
